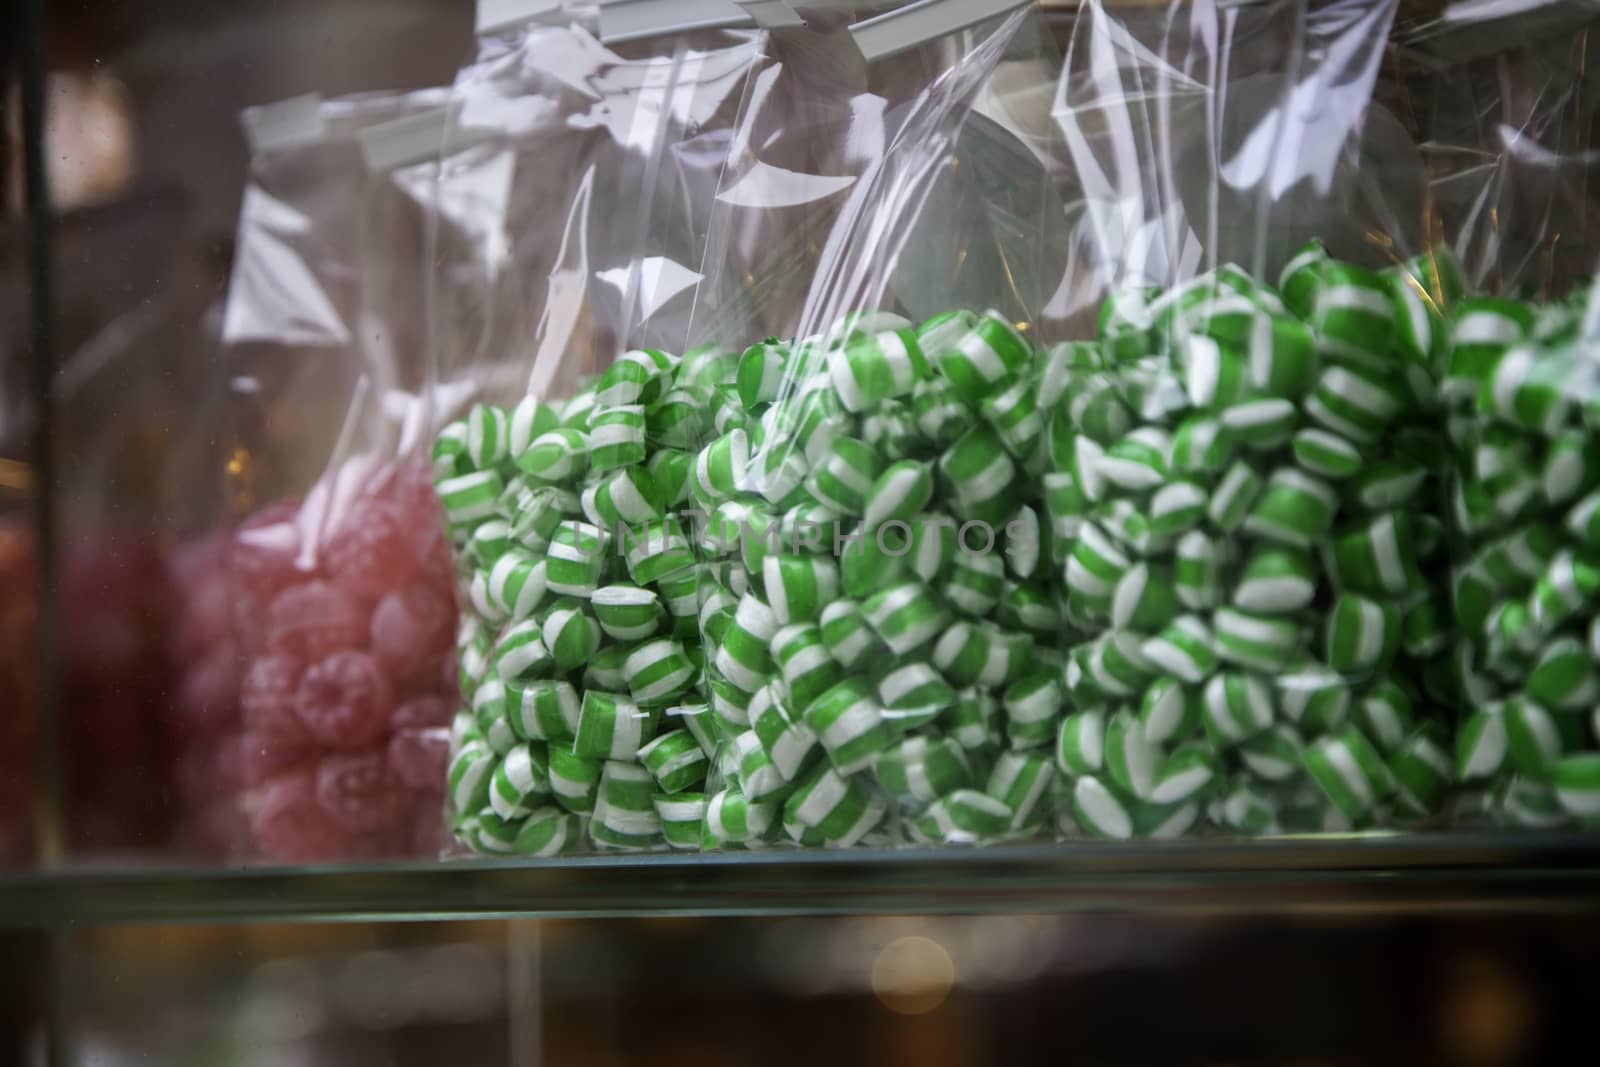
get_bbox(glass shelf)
[4,834,1599,927]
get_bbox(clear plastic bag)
[428,12,772,856]
[1396,4,1600,828]
[169,91,461,864]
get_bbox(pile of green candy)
[431,245,1600,855]
[1439,277,1600,826]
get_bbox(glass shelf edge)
[4,834,1600,927]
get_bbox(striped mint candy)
[1170,413,1234,474]
[1174,529,1225,609]
[1088,631,1155,697]
[433,420,470,481]
[703,788,777,845]
[804,677,891,776]
[507,395,562,457]
[1526,635,1600,712]
[999,582,1062,635]
[1148,480,1208,539]
[1102,708,1159,800]
[931,620,1007,688]
[560,385,599,430]
[764,554,841,625]
[1481,343,1584,437]
[623,518,694,584]
[438,469,505,530]
[731,729,789,803]
[907,514,959,583]
[980,378,1045,458]
[946,548,1007,617]
[646,389,707,452]
[1206,460,1264,534]
[772,623,841,712]
[736,339,789,410]
[1310,264,1396,371]
[516,426,590,484]
[509,484,579,552]
[488,550,549,619]
[1098,427,1171,492]
[694,428,751,503]
[636,729,713,796]
[466,403,510,469]
[941,425,1018,521]
[1141,615,1218,686]
[819,599,884,672]
[829,327,927,412]
[1003,671,1062,750]
[591,584,665,642]
[1351,680,1413,754]
[912,375,970,449]
[1290,427,1363,479]
[514,806,581,856]
[1553,753,1600,820]
[1278,239,1329,318]
[1243,467,1338,549]
[1178,334,1250,410]
[573,690,659,761]
[1327,513,1421,599]
[510,679,580,743]
[545,521,608,597]
[1239,723,1304,782]
[749,683,821,783]
[547,746,603,815]
[912,790,1014,844]
[1323,593,1399,675]
[1148,743,1219,806]
[783,762,887,846]
[806,436,884,515]
[1502,695,1564,777]
[540,598,600,673]
[1070,776,1135,839]
[1303,726,1392,822]
[1540,429,1600,505]
[494,619,553,682]
[1304,365,1401,446]
[863,460,935,530]
[596,348,676,408]
[986,751,1055,831]
[877,659,957,732]
[1201,672,1274,747]
[714,591,779,693]
[864,581,949,655]
[1348,460,1429,513]
[1221,398,1299,451]
[582,644,630,693]
[1233,544,1316,614]
[624,638,696,704]
[924,309,1032,401]
[1139,677,1201,745]
[490,742,551,821]
[582,465,662,527]
[468,519,512,569]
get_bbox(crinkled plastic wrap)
[170,91,461,864]
[429,16,771,856]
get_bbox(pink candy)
[170,460,458,863]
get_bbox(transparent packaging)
[168,91,461,864]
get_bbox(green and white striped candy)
[708,671,754,731]
[818,599,882,671]
[1170,414,1234,474]
[1529,551,1600,631]
[905,515,958,583]
[591,584,665,642]
[926,309,1032,401]
[1103,708,1159,799]
[1207,460,1264,534]
[764,554,841,625]
[573,691,658,760]
[583,466,662,527]
[1098,427,1171,492]
[736,339,788,409]
[1481,343,1582,437]
[693,429,750,503]
[1323,594,1399,674]
[1290,427,1363,479]
[1070,775,1134,839]
[624,638,695,704]
[1526,635,1600,711]
[999,582,1061,634]
[623,518,694,584]
[878,660,956,731]
[1213,607,1303,673]
[1244,468,1338,549]
[1239,723,1304,781]
[1233,545,1316,613]
[1067,522,1129,602]
[560,385,599,430]
[545,522,608,598]
[772,623,841,711]
[1351,680,1413,754]
[466,403,510,469]
[1003,672,1061,750]
[1349,461,1429,513]
[1003,505,1043,581]
[636,729,708,794]
[1180,334,1250,410]
[1304,366,1400,445]
[1503,695,1563,776]
[587,406,648,472]
[1149,480,1208,539]
[494,620,552,682]
[654,792,707,849]
[783,763,886,846]
[433,420,470,480]
[1202,672,1274,746]
[1541,429,1600,505]
[583,644,630,693]
[986,750,1053,830]
[806,436,883,515]
[1304,726,1392,821]
[731,729,788,803]
[509,484,579,552]
[540,598,600,672]
[863,581,949,655]
[438,469,505,529]
[704,787,777,845]
[595,349,675,407]
[749,683,820,781]
[1310,265,1395,369]
[1553,754,1600,819]
[547,746,603,814]
[1140,677,1201,745]
[1456,705,1508,781]
[912,375,969,447]
[862,460,935,531]
[943,545,1006,616]
[804,677,890,776]
[1110,562,1180,632]
[940,428,1020,526]
[448,740,495,817]
[511,679,580,742]
[1388,727,1452,817]
[512,806,580,856]
[829,327,926,412]
[913,789,1013,843]
[932,620,1012,688]
[486,551,549,619]
[1174,530,1225,609]
[713,591,778,692]
[1056,708,1105,775]
[1140,615,1218,685]
[1087,631,1156,697]
[1221,398,1298,450]
[490,742,550,820]
[516,427,590,483]
[876,734,973,804]
[946,689,1001,752]
[1149,743,1219,805]
[1327,513,1421,599]
[981,378,1045,458]
[468,519,512,568]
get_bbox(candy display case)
[10,1,1600,1040]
